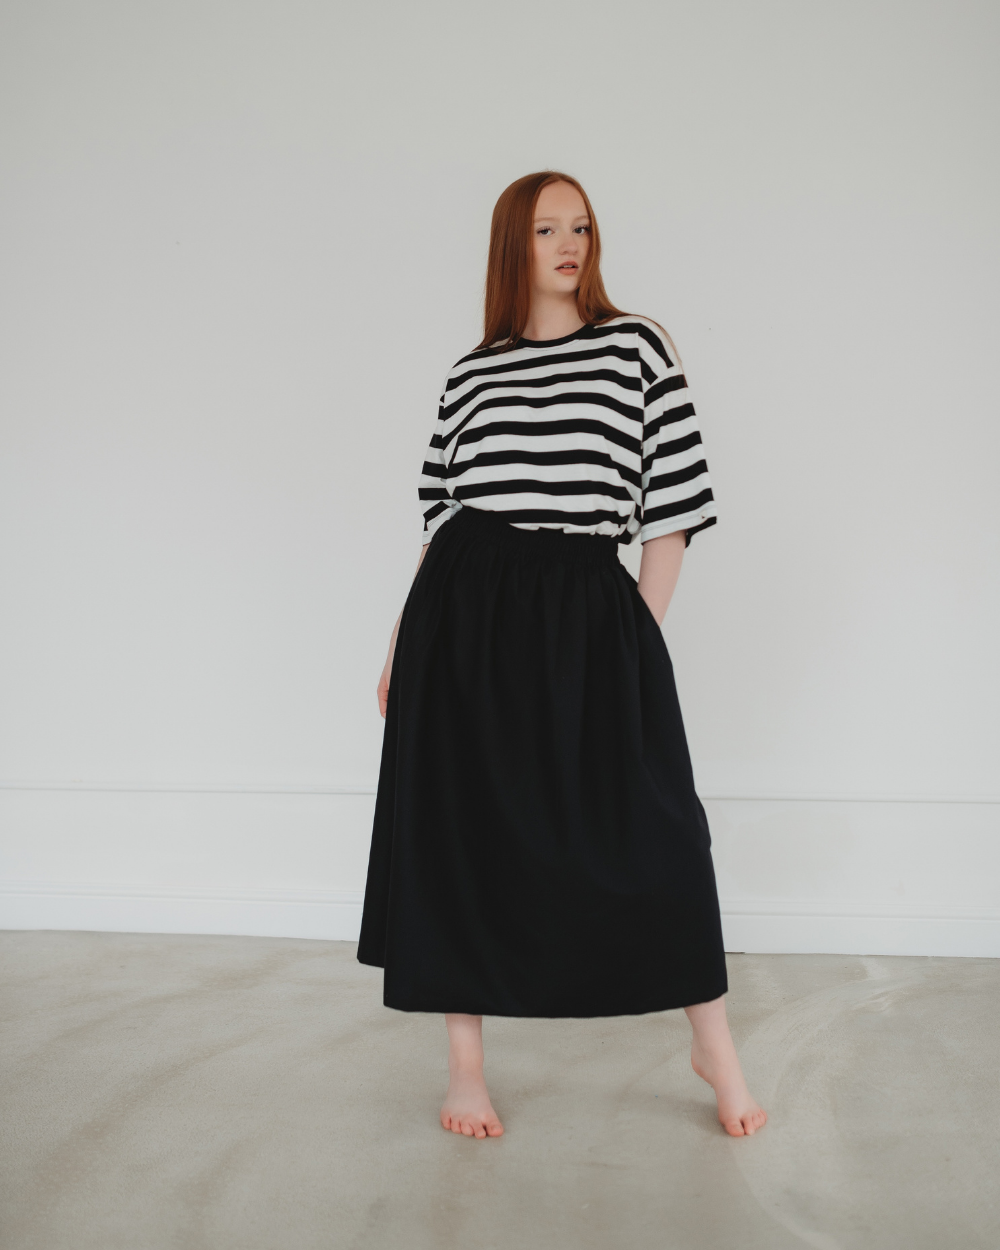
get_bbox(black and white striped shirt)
[419,315,716,547]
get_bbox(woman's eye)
[536,227,553,236]
[574,226,590,234]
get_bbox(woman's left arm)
[637,531,686,627]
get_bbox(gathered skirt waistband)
[437,504,623,569]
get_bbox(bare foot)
[691,1036,767,1137]
[440,1067,504,1138]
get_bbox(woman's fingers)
[377,648,394,717]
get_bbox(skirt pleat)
[357,505,728,1017]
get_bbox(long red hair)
[477,171,629,352]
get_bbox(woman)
[358,171,766,1141]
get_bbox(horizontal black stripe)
[646,428,703,458]
[445,391,643,448]
[447,343,641,392]
[564,319,674,366]
[454,478,635,504]
[630,321,674,368]
[642,487,715,525]
[644,402,697,443]
[645,374,688,406]
[422,499,450,524]
[645,459,708,493]
[443,368,641,423]
[454,446,641,490]
[454,417,641,457]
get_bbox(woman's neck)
[522,293,584,342]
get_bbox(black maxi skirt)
[357,504,728,1017]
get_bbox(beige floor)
[1,933,998,1250]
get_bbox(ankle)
[448,1055,484,1078]
[692,1030,737,1065]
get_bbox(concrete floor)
[1,936,998,1250]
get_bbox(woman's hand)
[377,543,430,718]
[377,631,397,719]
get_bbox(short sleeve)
[637,325,717,547]
[417,378,463,544]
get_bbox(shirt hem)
[640,508,718,545]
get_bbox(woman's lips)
[556,263,578,271]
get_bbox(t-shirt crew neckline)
[515,325,591,349]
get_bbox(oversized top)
[418,315,717,547]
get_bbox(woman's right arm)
[377,543,429,719]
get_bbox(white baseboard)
[0,883,364,942]
[720,900,1000,958]
[1,882,998,957]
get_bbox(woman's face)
[531,181,591,298]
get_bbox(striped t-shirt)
[418,315,717,547]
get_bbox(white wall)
[2,0,998,956]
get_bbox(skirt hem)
[358,950,728,1018]
[376,988,730,1019]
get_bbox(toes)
[723,1107,767,1136]
[442,1108,504,1139]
